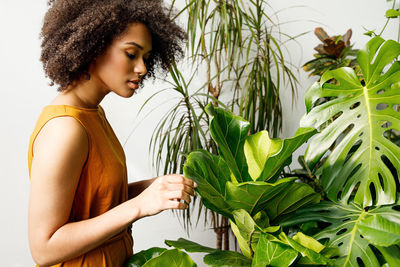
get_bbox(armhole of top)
[30,115,90,165]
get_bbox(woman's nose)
[134,57,147,77]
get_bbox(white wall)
[0,0,397,266]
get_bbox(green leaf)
[230,218,252,258]
[125,247,166,267]
[278,232,331,265]
[203,250,252,267]
[142,249,197,267]
[224,178,296,216]
[385,9,400,18]
[205,103,251,183]
[257,127,317,181]
[264,182,320,223]
[292,232,325,253]
[165,238,217,253]
[244,131,282,180]
[376,245,400,266]
[252,233,298,267]
[358,215,400,246]
[363,29,376,37]
[301,37,400,207]
[282,200,400,266]
[231,209,261,256]
[183,150,233,219]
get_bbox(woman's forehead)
[117,23,152,52]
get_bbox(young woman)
[28,1,195,266]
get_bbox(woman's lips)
[128,80,140,90]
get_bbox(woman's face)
[89,22,152,97]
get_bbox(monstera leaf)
[281,199,400,266]
[301,36,400,207]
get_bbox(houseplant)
[126,34,400,267]
[127,103,331,266]
[282,36,400,266]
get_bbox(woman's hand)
[132,174,196,218]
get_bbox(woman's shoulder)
[32,115,89,162]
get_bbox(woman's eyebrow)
[125,42,152,53]
[125,42,144,50]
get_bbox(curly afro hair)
[40,0,186,90]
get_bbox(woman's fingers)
[164,174,197,189]
[135,174,196,216]
[167,190,191,204]
[165,183,195,197]
[167,199,188,210]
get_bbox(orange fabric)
[28,105,133,267]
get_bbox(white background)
[0,0,397,266]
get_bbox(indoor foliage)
[126,35,400,267]
[283,36,400,266]
[127,104,333,266]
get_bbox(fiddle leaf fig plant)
[183,103,320,223]
[301,36,400,207]
[176,103,331,265]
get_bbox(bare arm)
[28,117,196,266]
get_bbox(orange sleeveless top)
[28,105,133,267]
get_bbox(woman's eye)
[126,52,136,59]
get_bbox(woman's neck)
[51,77,110,109]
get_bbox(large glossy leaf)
[205,103,251,183]
[301,37,400,207]
[183,150,233,219]
[281,200,400,266]
[203,250,252,267]
[376,245,400,266]
[224,178,296,216]
[230,209,262,257]
[358,213,400,246]
[142,249,197,267]
[125,247,167,267]
[252,233,298,267]
[256,127,317,181]
[165,238,217,253]
[277,232,331,265]
[264,182,320,223]
[244,131,282,180]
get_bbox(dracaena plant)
[283,36,400,267]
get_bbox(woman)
[28,1,195,266]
